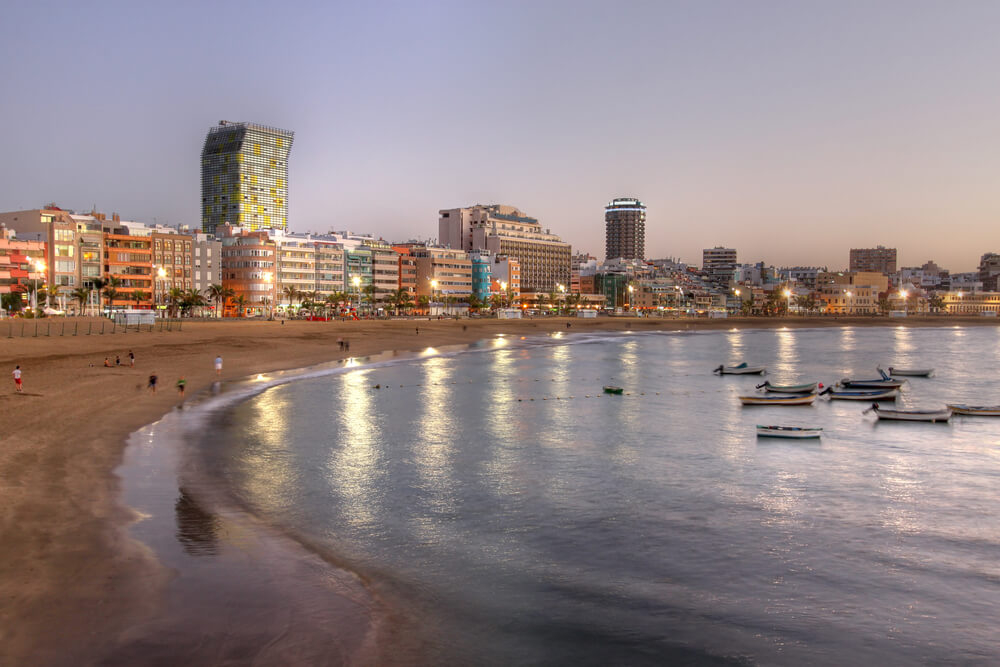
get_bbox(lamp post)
[957,290,963,315]
[900,289,909,315]
[430,278,439,315]
[845,290,852,315]
[154,266,166,317]
[499,281,507,308]
[557,283,566,314]
[356,275,363,313]
[263,272,273,319]
[627,284,634,311]
[32,259,46,312]
[783,288,792,315]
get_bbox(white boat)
[821,387,899,401]
[864,404,951,422]
[839,368,905,389]
[947,404,1000,416]
[739,393,816,406]
[714,363,766,375]
[756,425,823,439]
[887,367,934,377]
[756,381,819,394]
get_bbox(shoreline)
[0,314,996,663]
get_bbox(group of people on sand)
[102,350,136,368]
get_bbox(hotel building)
[412,246,472,299]
[220,226,277,316]
[605,198,646,261]
[438,204,571,293]
[202,120,294,234]
[702,247,737,285]
[849,246,897,275]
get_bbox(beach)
[1,314,996,665]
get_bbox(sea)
[118,325,1000,665]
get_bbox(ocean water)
[196,326,1000,664]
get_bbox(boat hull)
[888,367,934,377]
[603,386,624,395]
[740,394,816,406]
[873,408,951,422]
[758,381,818,393]
[756,425,822,439]
[947,404,1000,416]
[826,388,899,401]
[717,366,766,375]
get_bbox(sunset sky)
[2,1,998,271]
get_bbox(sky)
[2,0,998,271]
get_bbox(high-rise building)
[978,252,1000,291]
[201,120,294,235]
[849,246,897,275]
[702,247,737,285]
[604,198,646,261]
[438,204,571,293]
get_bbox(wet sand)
[0,314,994,664]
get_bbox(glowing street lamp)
[352,275,362,313]
[627,284,634,310]
[499,281,507,308]
[32,259,46,312]
[783,288,792,314]
[900,288,909,315]
[263,272,273,319]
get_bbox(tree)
[1,291,24,315]
[91,278,108,315]
[166,287,184,318]
[102,278,122,312]
[417,294,430,314]
[71,287,92,315]
[44,284,61,310]
[929,294,946,314]
[206,284,233,318]
[878,295,891,315]
[232,294,248,318]
[362,284,377,314]
[132,290,150,309]
[180,289,205,317]
[795,294,817,314]
[282,286,299,312]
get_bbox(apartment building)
[412,246,472,298]
[702,247,737,285]
[850,246,897,275]
[0,229,46,312]
[104,233,153,309]
[220,226,276,316]
[439,204,570,293]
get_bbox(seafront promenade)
[0,315,996,664]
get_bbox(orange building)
[220,226,276,316]
[103,233,153,309]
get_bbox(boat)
[603,385,624,394]
[756,381,819,394]
[756,425,823,439]
[946,404,1000,416]
[739,393,816,406]
[864,403,951,422]
[714,363,766,375]
[839,368,904,389]
[887,367,934,377]
[820,387,899,401]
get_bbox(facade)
[703,247,737,285]
[469,252,492,301]
[192,232,223,293]
[438,204,571,293]
[850,246,897,275]
[202,120,294,234]
[816,271,889,296]
[394,247,418,296]
[978,253,1000,291]
[816,284,878,314]
[272,231,346,307]
[151,231,193,310]
[104,233,153,309]
[604,198,646,261]
[220,227,276,316]
[942,291,1000,315]
[0,230,46,312]
[412,246,472,299]
[367,245,401,299]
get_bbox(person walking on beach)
[12,365,23,393]
[344,339,350,352]
[177,377,186,398]
[215,355,223,376]
[115,355,121,367]
[128,350,135,367]
[337,337,344,350]
[148,373,158,393]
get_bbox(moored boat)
[603,385,624,394]
[820,387,899,401]
[756,381,819,394]
[714,363,766,375]
[946,404,1000,416]
[739,393,816,406]
[756,425,823,439]
[887,367,934,377]
[838,368,904,389]
[864,403,951,422]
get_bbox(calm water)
[203,327,1000,664]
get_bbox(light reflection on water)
[215,327,1000,665]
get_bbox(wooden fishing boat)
[603,385,624,395]
[714,363,766,375]
[839,368,904,389]
[946,404,1000,416]
[756,381,819,394]
[887,367,934,377]
[820,387,899,401]
[756,425,823,439]
[739,393,816,406]
[864,404,951,422]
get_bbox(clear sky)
[2,1,998,271]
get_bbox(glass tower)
[201,120,294,234]
[604,197,646,261]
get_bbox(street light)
[557,283,566,314]
[352,275,362,315]
[783,288,792,315]
[430,278,439,315]
[845,290,852,315]
[627,284,634,310]
[499,281,507,308]
[154,266,166,317]
[32,259,46,312]
[900,288,909,315]
[263,272,273,319]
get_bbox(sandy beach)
[0,314,995,665]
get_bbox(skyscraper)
[201,120,294,235]
[604,198,646,261]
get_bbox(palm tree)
[71,286,91,316]
[91,277,108,315]
[282,286,299,313]
[929,293,946,314]
[166,287,184,318]
[181,288,205,317]
[387,288,412,315]
[132,290,150,310]
[362,284,377,315]
[417,294,430,314]
[103,278,123,312]
[206,284,233,318]
[44,284,61,310]
[232,294,248,318]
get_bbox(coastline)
[0,314,995,664]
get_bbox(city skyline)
[2,2,999,271]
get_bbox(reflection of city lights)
[256,374,266,381]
